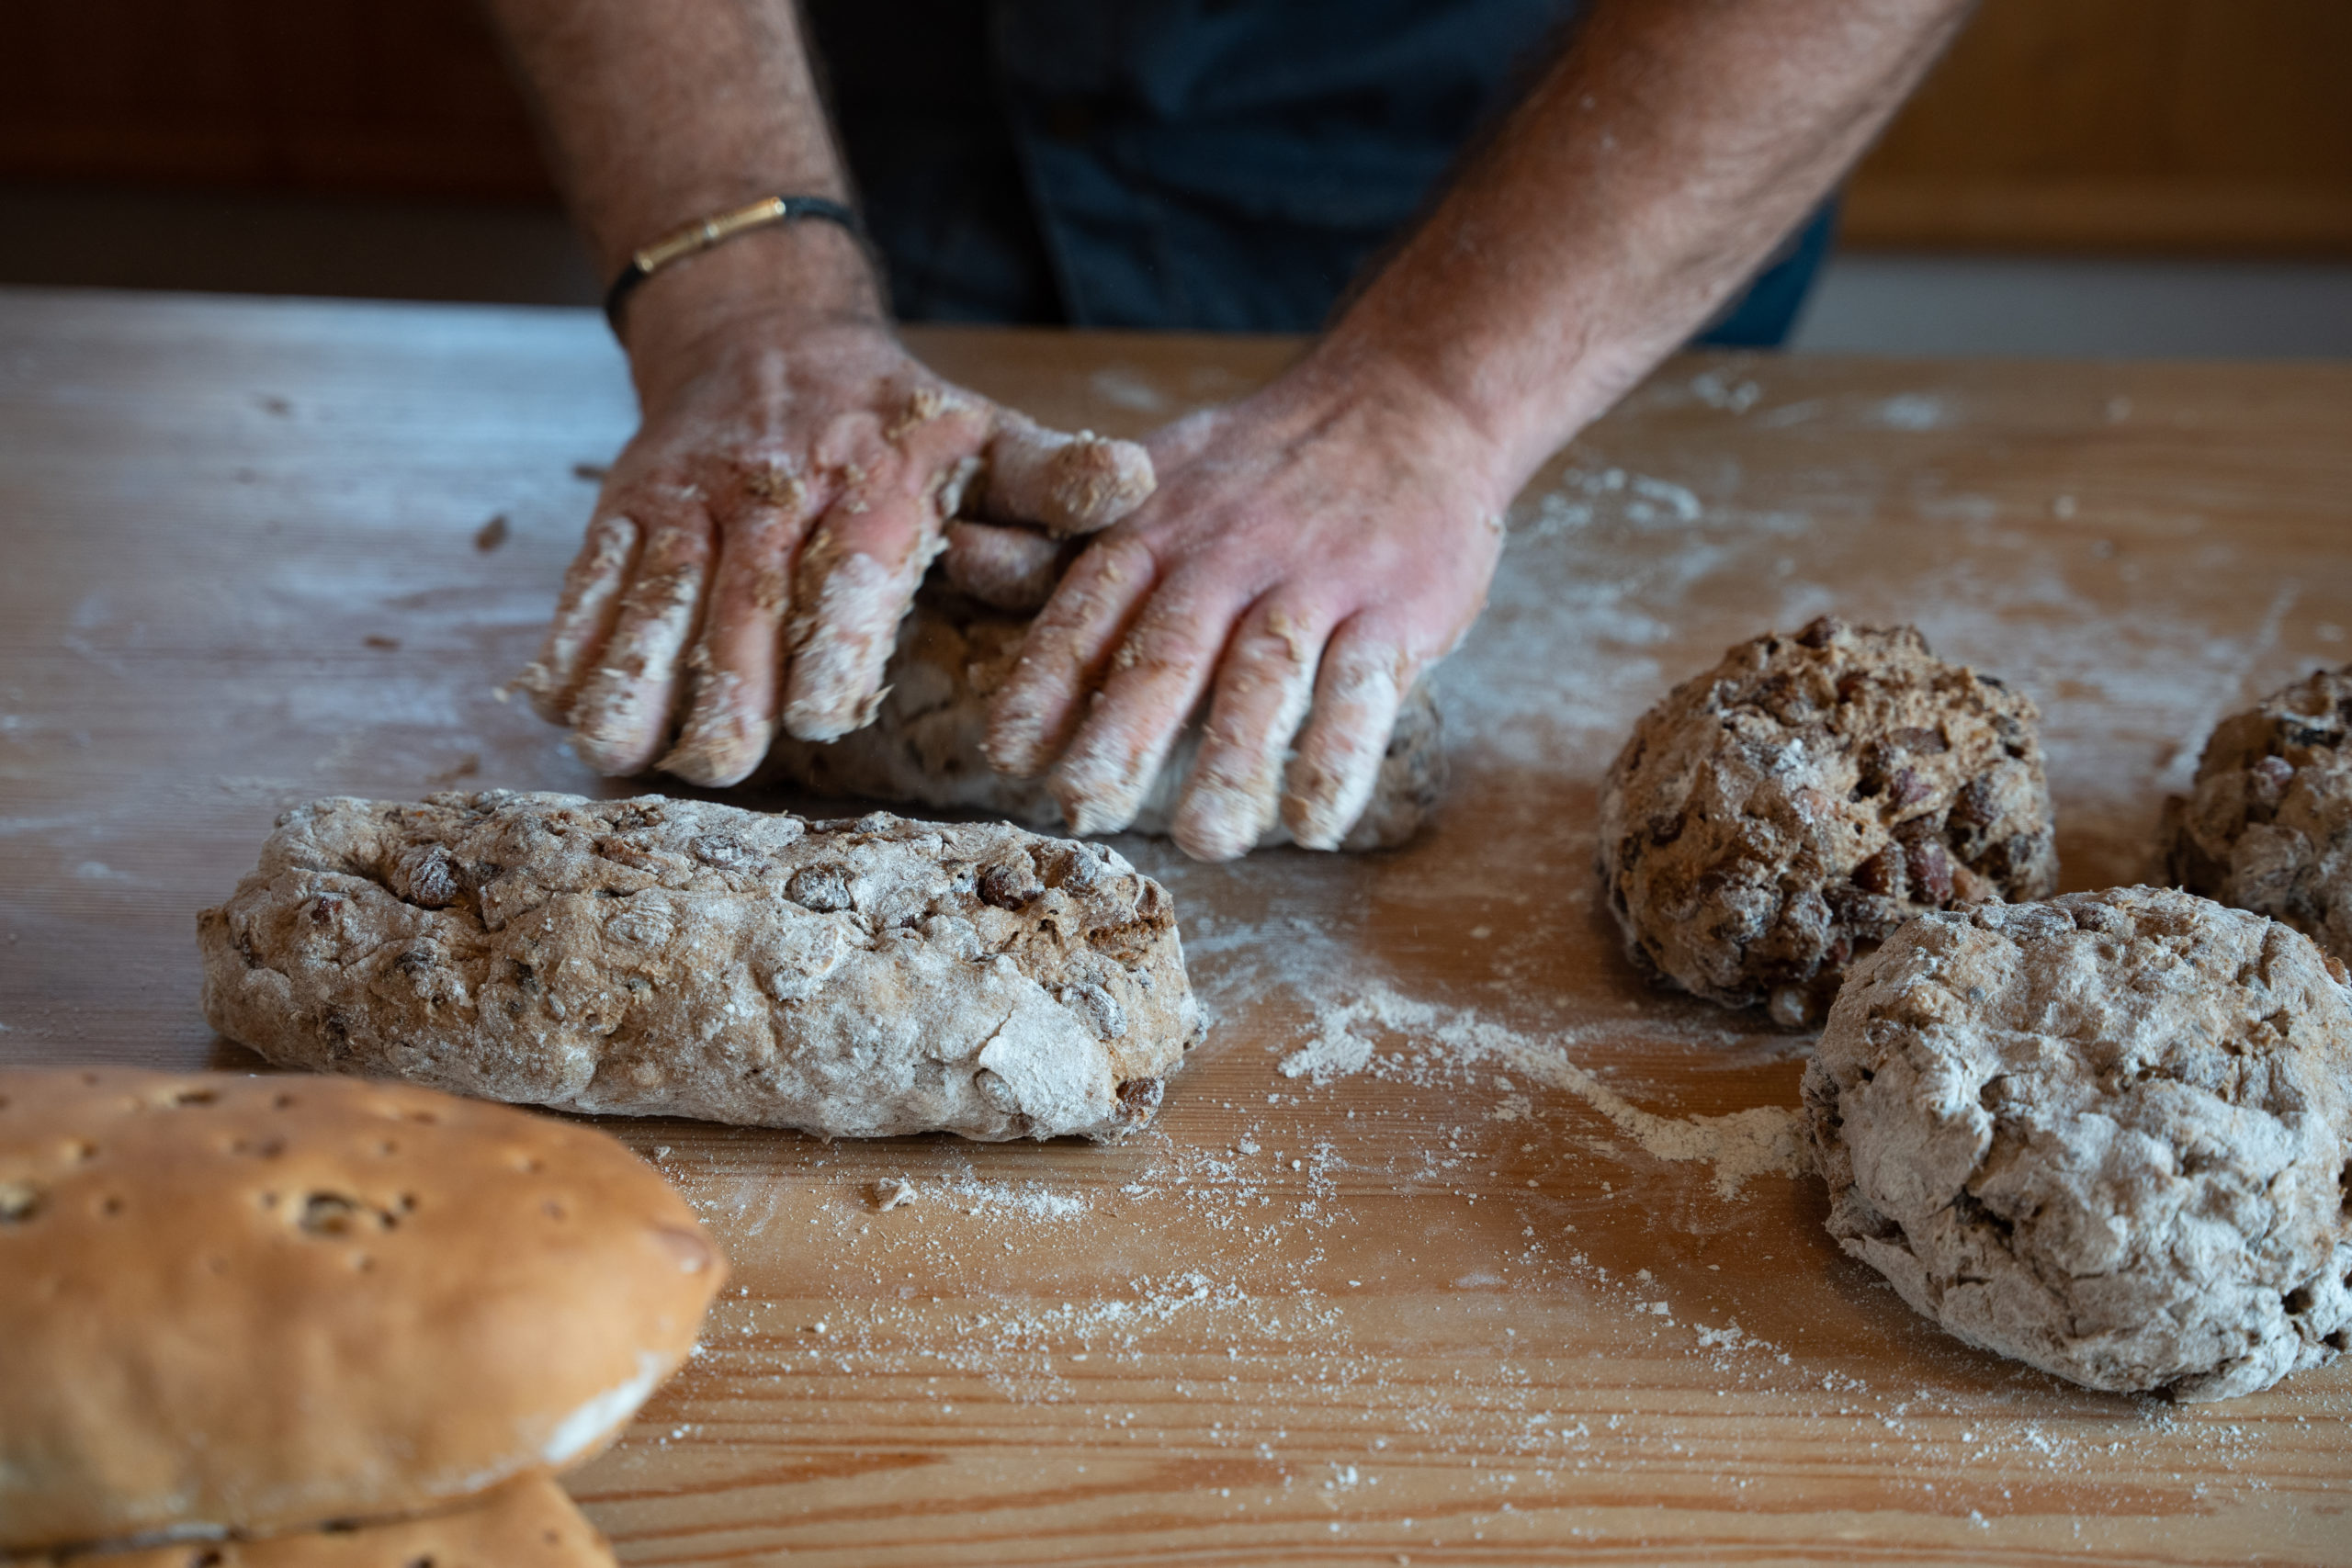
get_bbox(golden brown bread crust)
[0,1070,724,1553]
[5,1476,614,1568]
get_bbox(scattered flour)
[1276,983,1805,1200]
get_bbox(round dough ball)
[1598,616,2057,1025]
[2165,662,2352,965]
[1803,886,2352,1402]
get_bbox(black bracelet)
[601,195,868,333]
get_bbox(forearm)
[484,0,880,367]
[1320,0,1973,491]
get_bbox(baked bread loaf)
[2164,662,2352,964]
[0,1069,724,1552]
[748,587,1446,852]
[198,793,1197,1141]
[1804,888,2352,1402]
[1598,616,2057,1026]
[6,1477,614,1568]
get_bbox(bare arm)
[982,0,1974,858]
[489,0,1151,783]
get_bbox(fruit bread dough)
[750,587,1446,851]
[199,792,1197,1142]
[1804,887,2352,1402]
[0,1069,723,1552]
[1598,616,2057,1026]
[4,1476,615,1568]
[2165,662,2352,964]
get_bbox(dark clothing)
[805,0,1829,344]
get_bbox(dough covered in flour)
[1804,887,2352,1402]
[749,587,1446,852]
[198,792,1197,1142]
[2165,662,2352,964]
[1598,616,2056,1025]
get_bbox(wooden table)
[4,288,2349,1564]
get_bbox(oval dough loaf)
[1598,616,2056,1025]
[5,1476,613,1568]
[0,1069,725,1551]
[2164,662,2352,964]
[1803,887,2352,1402]
[198,793,1196,1141]
[750,587,1446,852]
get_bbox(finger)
[660,471,817,786]
[516,512,640,723]
[780,392,987,741]
[1046,577,1245,837]
[1281,618,1410,852]
[565,505,714,775]
[978,412,1156,536]
[942,519,1074,613]
[1170,598,1326,862]
[981,536,1158,778]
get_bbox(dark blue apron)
[806,0,1829,344]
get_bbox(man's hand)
[519,309,1150,786]
[970,352,1510,861]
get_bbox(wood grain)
[2,291,2348,1563]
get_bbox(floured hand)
[973,352,1510,861]
[520,313,1153,785]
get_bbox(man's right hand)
[518,299,1152,788]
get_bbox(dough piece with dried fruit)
[1598,616,2056,1026]
[751,586,1446,852]
[199,793,1196,1141]
[2164,662,2352,964]
[1803,887,2352,1402]
[0,1070,722,1553]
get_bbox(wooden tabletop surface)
[4,287,2349,1565]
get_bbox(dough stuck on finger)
[1283,646,1406,852]
[1172,614,1322,863]
[781,529,942,742]
[942,519,1072,613]
[517,513,640,724]
[567,558,707,775]
[979,418,1156,536]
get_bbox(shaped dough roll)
[750,587,1446,852]
[199,793,1198,1141]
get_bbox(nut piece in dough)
[10,1476,616,1567]
[750,584,1446,852]
[0,1069,724,1552]
[1803,887,2352,1402]
[1598,616,2056,1026]
[198,793,1198,1142]
[2164,662,2352,971]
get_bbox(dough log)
[2165,661,2352,964]
[748,586,1447,852]
[199,793,1198,1141]
[1804,887,2352,1402]
[1599,616,2056,1026]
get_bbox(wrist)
[619,219,888,398]
[1286,332,1533,520]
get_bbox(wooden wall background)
[2,0,2347,255]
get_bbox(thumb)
[973,411,1155,536]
